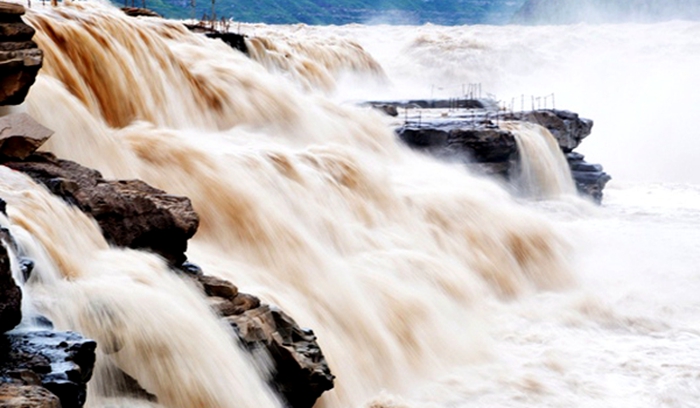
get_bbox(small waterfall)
[502,121,577,198]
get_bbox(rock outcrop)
[505,109,593,152]
[185,269,335,408]
[120,7,162,18]
[0,113,53,160]
[0,2,43,106]
[566,152,611,203]
[388,100,611,202]
[4,152,199,266]
[0,330,97,408]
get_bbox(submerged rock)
[4,152,199,266]
[0,2,43,106]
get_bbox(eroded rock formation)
[186,269,335,408]
[0,2,42,106]
[4,152,199,267]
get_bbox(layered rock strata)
[0,2,42,106]
[4,152,200,267]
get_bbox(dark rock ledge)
[370,100,611,202]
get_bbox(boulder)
[0,330,97,407]
[0,113,53,159]
[0,2,43,106]
[4,153,199,266]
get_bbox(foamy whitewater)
[3,2,700,407]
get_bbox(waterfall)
[7,2,576,407]
[502,121,577,198]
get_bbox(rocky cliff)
[0,2,42,106]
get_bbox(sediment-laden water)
[4,2,699,407]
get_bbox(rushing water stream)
[2,2,699,407]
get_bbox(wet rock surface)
[0,2,43,106]
[566,152,611,203]
[205,32,248,55]
[120,7,162,18]
[398,123,517,178]
[186,271,335,408]
[0,330,96,408]
[3,152,199,266]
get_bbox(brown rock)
[0,2,25,16]
[4,153,199,266]
[227,305,334,408]
[195,274,238,299]
[0,113,53,159]
[0,2,43,106]
[208,292,260,316]
[0,384,60,408]
[186,269,334,407]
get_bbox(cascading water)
[5,1,698,407]
[3,2,579,407]
[502,121,576,198]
